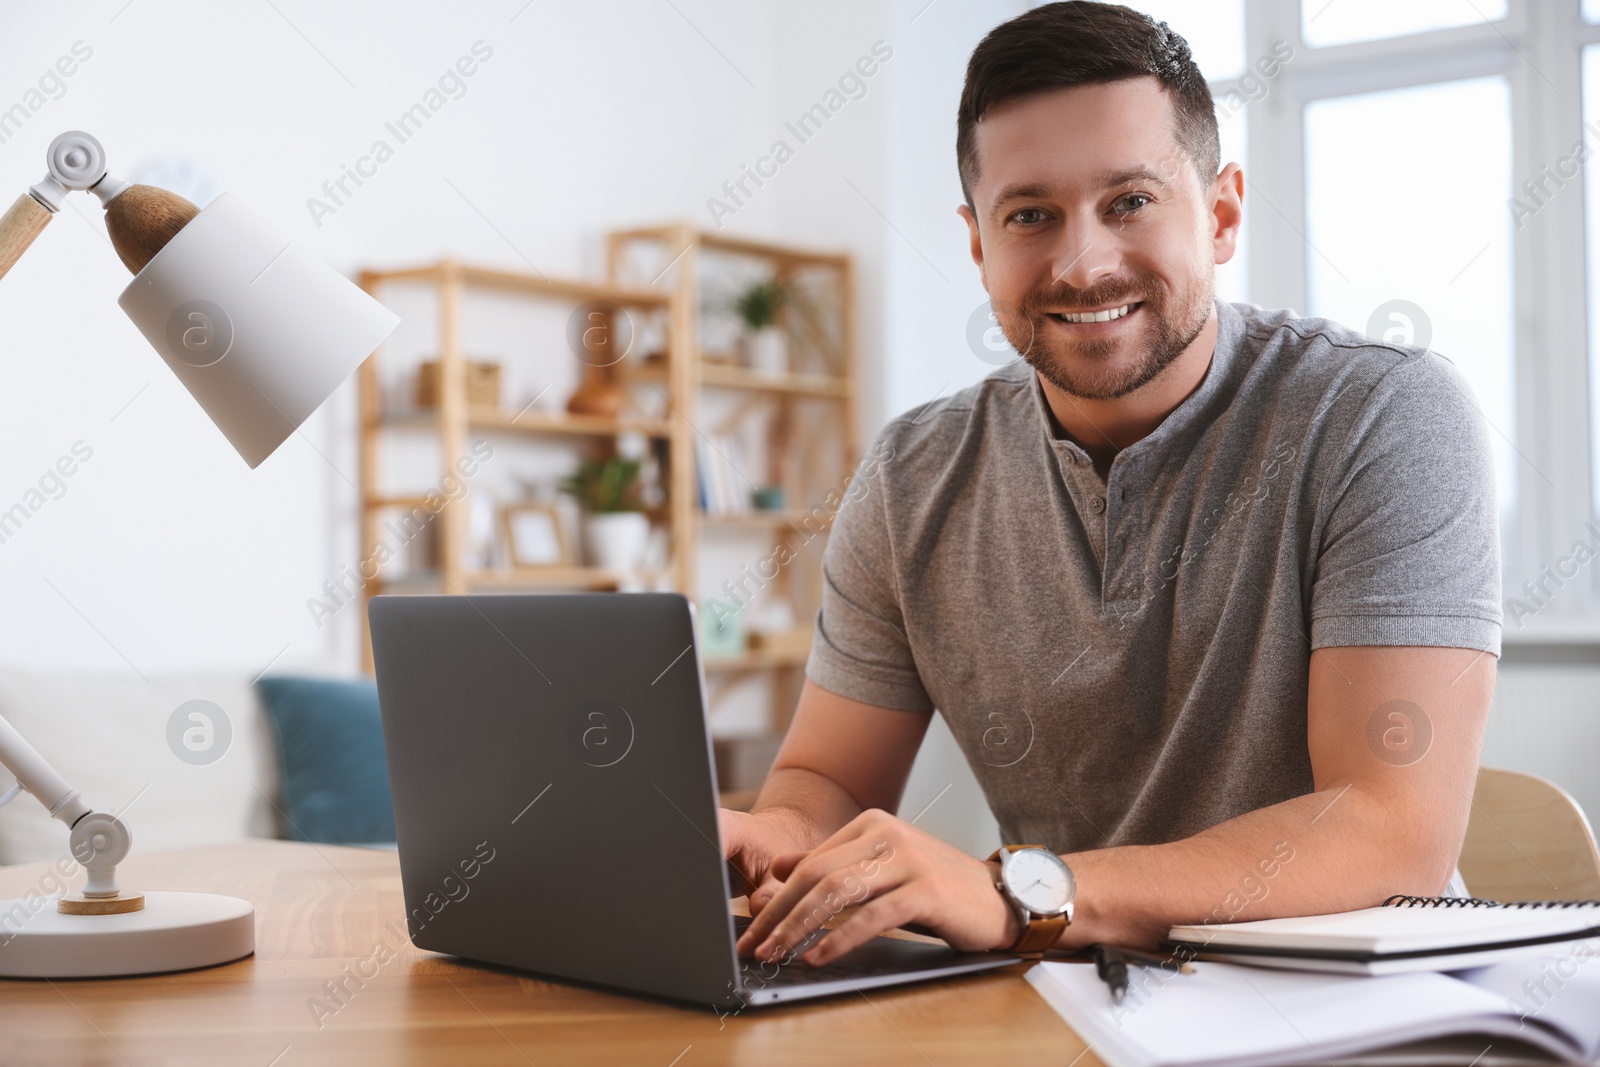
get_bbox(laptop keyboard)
[742,953,897,986]
[733,919,904,986]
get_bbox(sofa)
[0,665,389,866]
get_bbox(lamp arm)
[0,710,90,828]
[0,191,55,285]
[0,711,132,897]
[0,130,134,286]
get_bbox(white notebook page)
[1026,959,1583,1067]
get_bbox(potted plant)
[732,276,790,376]
[560,455,650,571]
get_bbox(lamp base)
[0,891,254,978]
[57,890,145,915]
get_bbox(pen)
[1093,944,1129,1003]
[1117,946,1196,974]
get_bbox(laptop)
[367,592,1018,1010]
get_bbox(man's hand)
[734,808,1022,966]
[719,807,804,899]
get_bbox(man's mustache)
[1018,279,1159,314]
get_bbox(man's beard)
[1000,271,1212,401]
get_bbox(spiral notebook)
[1163,895,1600,975]
[1027,952,1600,1067]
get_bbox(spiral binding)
[1383,894,1600,909]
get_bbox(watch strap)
[1010,914,1067,953]
[989,845,1071,954]
[989,844,1045,859]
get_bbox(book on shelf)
[694,432,752,517]
[694,435,710,513]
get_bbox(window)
[1300,0,1509,48]
[1586,46,1600,527]
[1303,77,1516,525]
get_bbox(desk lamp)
[0,131,399,977]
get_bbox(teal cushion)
[255,676,395,845]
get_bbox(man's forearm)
[1057,781,1463,950]
[1052,646,1491,951]
[749,765,867,854]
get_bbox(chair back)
[1459,767,1600,902]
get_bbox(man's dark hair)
[956,1,1219,210]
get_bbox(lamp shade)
[117,193,398,468]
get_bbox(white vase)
[464,488,497,570]
[747,326,788,377]
[584,511,651,571]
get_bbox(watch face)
[1003,849,1075,914]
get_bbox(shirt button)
[1090,496,1106,514]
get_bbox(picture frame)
[499,503,570,569]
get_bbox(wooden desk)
[0,840,1092,1066]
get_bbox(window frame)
[1220,0,1599,641]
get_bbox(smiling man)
[720,1,1500,967]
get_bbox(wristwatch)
[989,844,1075,954]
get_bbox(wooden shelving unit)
[355,226,859,743]
[608,224,858,733]
[355,258,675,662]
[380,406,672,440]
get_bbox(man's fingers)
[749,853,908,962]
[768,850,808,882]
[748,875,783,915]
[803,888,918,966]
[727,856,760,899]
[718,809,767,897]
[735,835,879,954]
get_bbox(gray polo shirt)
[804,298,1501,853]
